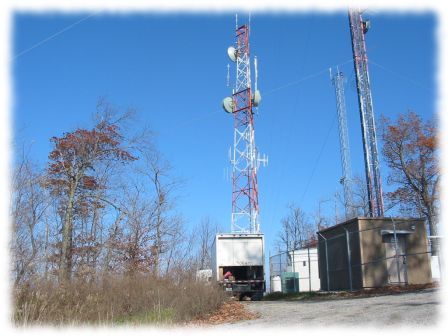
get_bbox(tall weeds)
[13,273,226,326]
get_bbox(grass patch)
[115,308,175,325]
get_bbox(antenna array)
[222,20,267,233]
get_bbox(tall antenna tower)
[348,9,384,217]
[330,67,356,219]
[222,19,267,233]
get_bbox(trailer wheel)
[251,292,263,301]
[239,293,251,301]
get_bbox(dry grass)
[13,274,227,326]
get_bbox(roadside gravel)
[215,288,440,328]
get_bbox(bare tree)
[134,145,185,277]
[11,149,49,286]
[162,216,189,276]
[194,216,219,270]
[276,204,314,252]
[312,199,331,231]
[351,175,370,217]
[119,183,158,275]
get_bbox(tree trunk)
[44,218,49,280]
[154,222,161,277]
[60,179,77,283]
[426,203,438,256]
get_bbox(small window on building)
[303,261,306,267]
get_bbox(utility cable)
[300,113,338,204]
[264,58,354,96]
[368,59,432,93]
[266,16,315,245]
[14,12,98,60]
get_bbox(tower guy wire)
[264,58,353,96]
[14,12,99,60]
[300,114,337,204]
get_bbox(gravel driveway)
[216,288,440,328]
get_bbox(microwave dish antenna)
[227,46,238,62]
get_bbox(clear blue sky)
[13,11,436,256]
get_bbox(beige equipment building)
[317,217,432,291]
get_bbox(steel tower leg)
[348,9,384,217]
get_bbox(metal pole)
[292,249,297,293]
[392,218,401,284]
[429,236,443,281]
[308,246,311,292]
[438,239,443,281]
[403,254,408,284]
[344,228,353,291]
[325,239,330,291]
[318,233,330,291]
[269,250,271,293]
[279,251,282,274]
[277,252,281,292]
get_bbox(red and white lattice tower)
[223,19,267,233]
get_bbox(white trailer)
[211,233,265,300]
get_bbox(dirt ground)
[211,288,441,328]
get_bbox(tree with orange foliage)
[46,110,136,282]
[381,111,439,252]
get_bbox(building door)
[384,234,407,284]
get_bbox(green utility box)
[281,272,299,293]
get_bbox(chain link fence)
[269,244,320,293]
[317,219,441,291]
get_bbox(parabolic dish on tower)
[222,96,234,113]
[252,90,261,106]
[227,46,237,62]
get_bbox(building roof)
[317,216,425,234]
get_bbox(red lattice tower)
[223,22,267,233]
